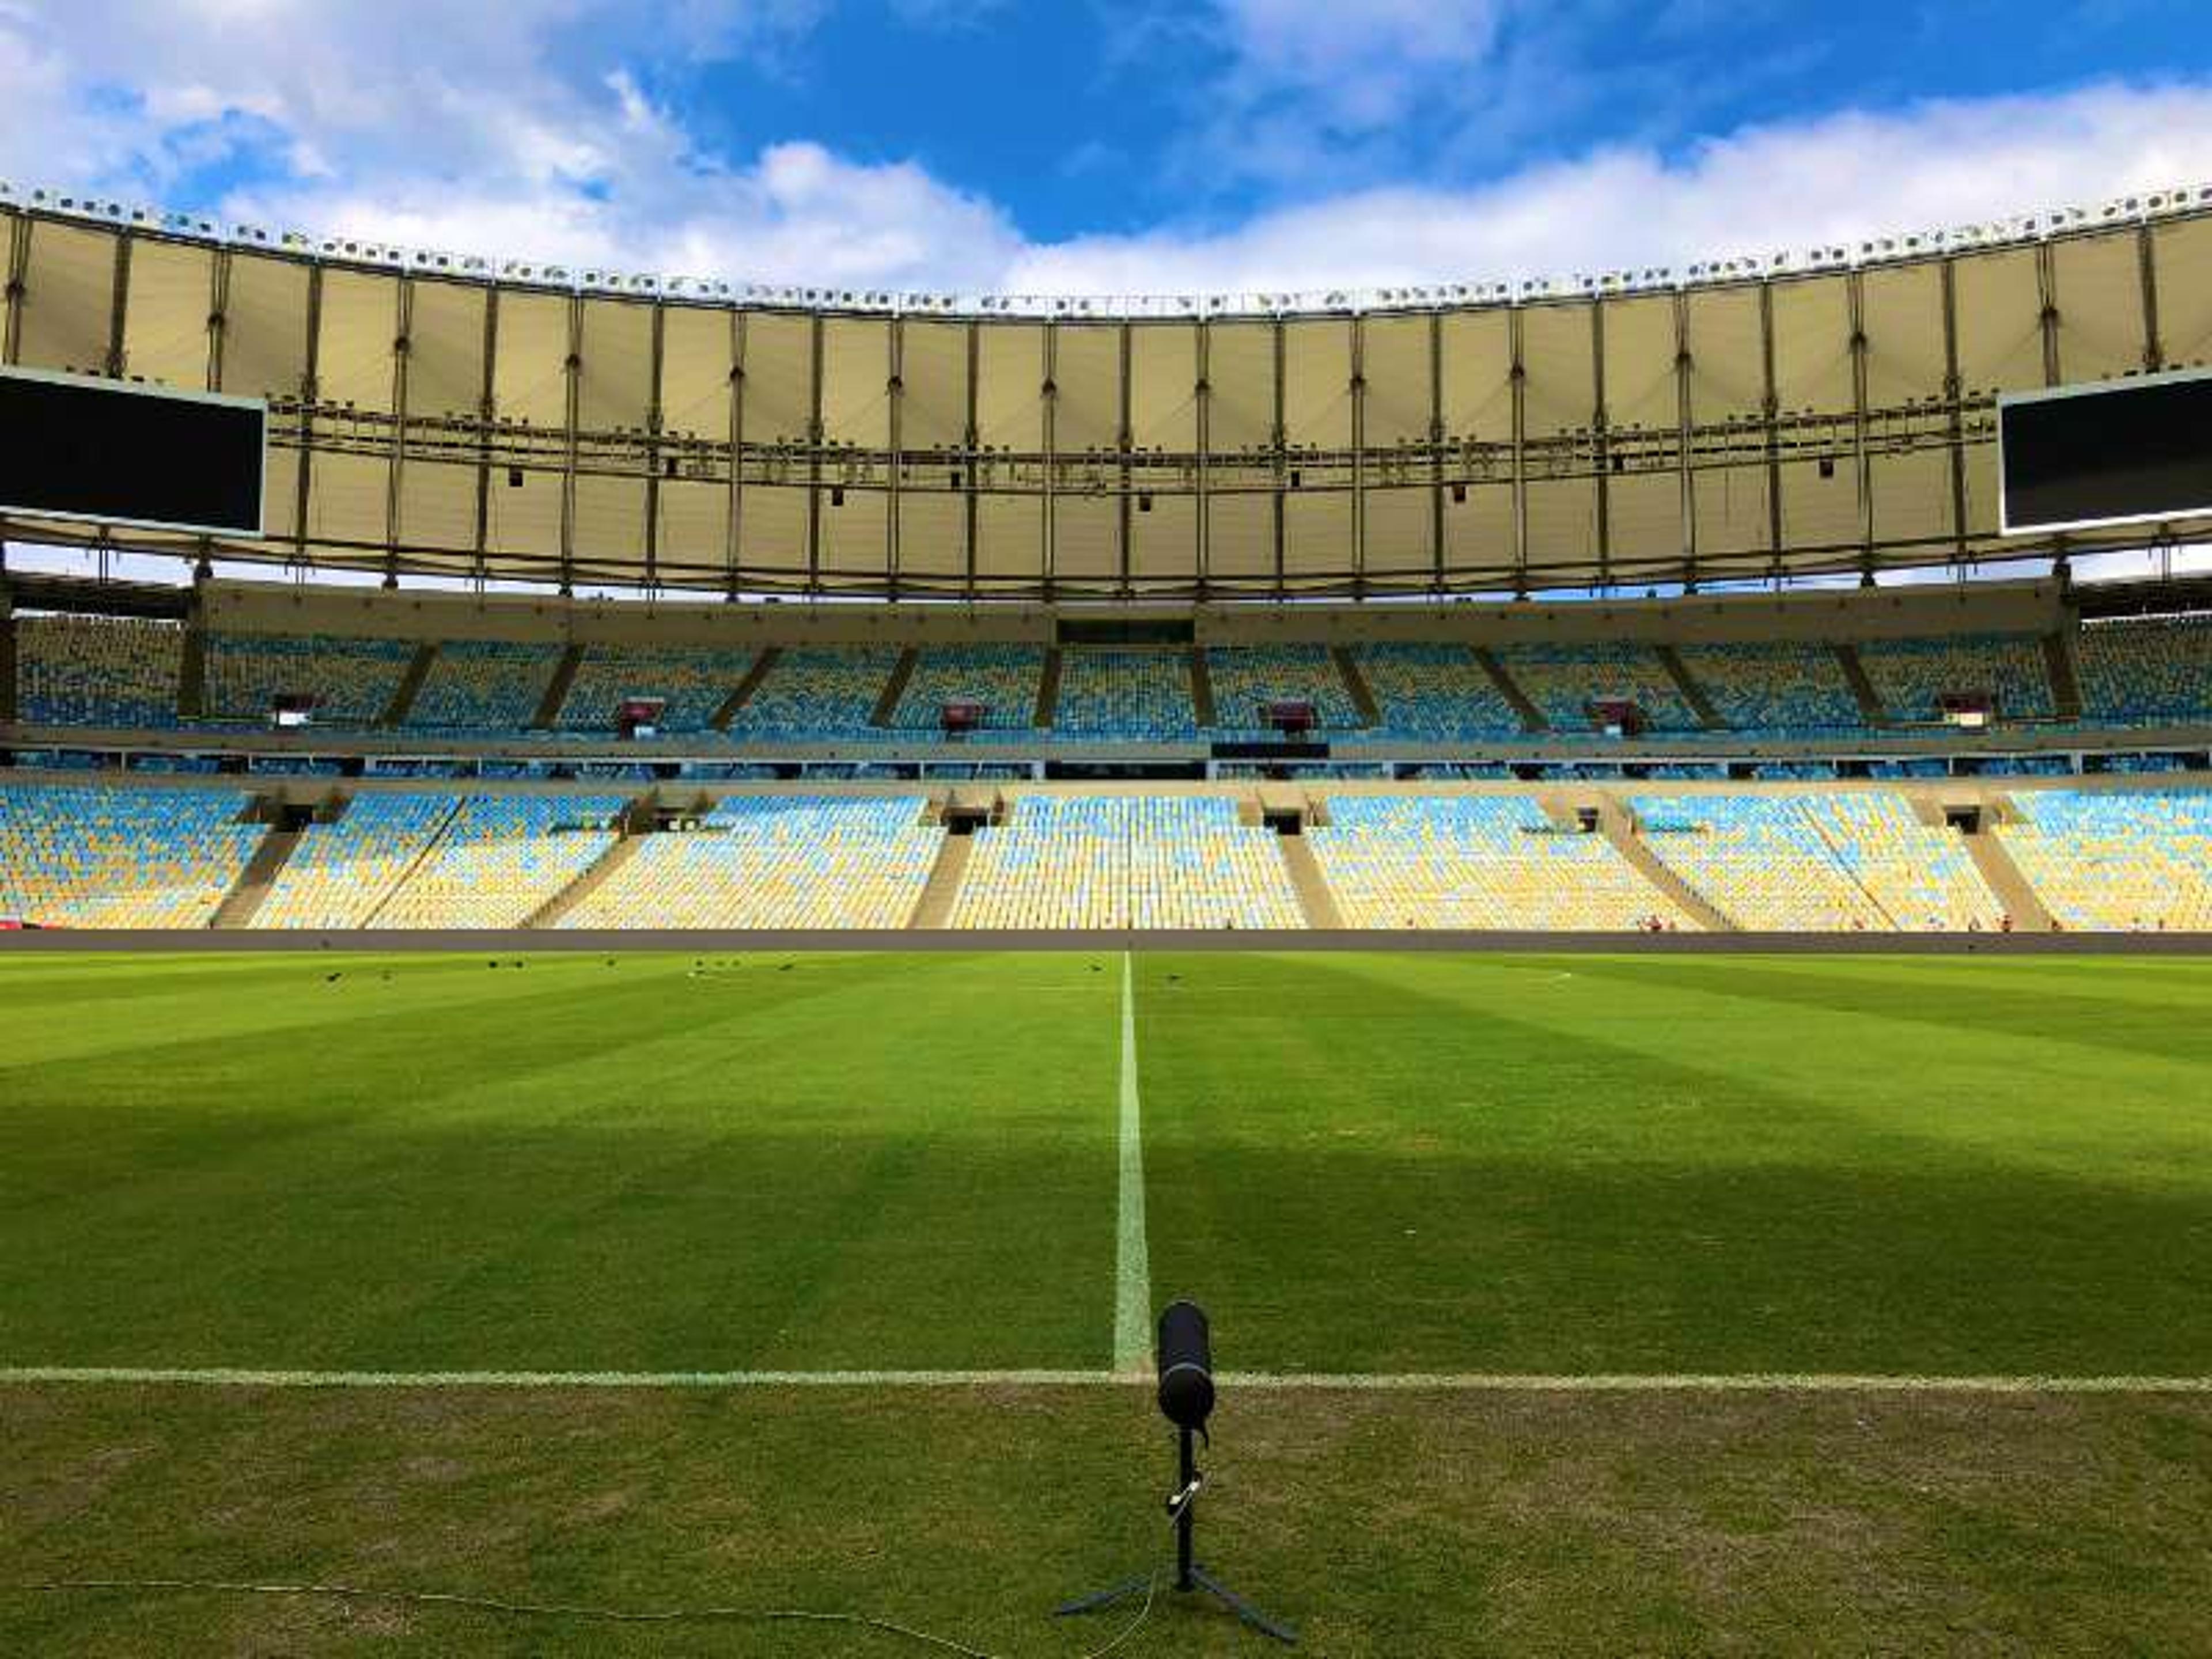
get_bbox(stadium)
[4,24,2212,1654]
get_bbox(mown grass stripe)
[5,1368,2209,1393]
[1112,950,1153,1376]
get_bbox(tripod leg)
[1054,1575,1153,1618]
[1190,1566,1299,1646]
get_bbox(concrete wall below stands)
[2,927,2207,955]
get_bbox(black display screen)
[0,369,264,537]
[2001,374,2212,534]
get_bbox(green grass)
[3,948,2211,1653]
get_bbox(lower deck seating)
[562,796,940,929]
[15,616,183,728]
[1998,789,2212,931]
[950,796,1303,929]
[374,796,626,928]
[254,792,462,929]
[1309,796,1680,930]
[1633,791,1996,930]
[0,783,260,927]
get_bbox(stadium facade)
[4,181,2212,940]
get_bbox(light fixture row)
[0,179,2207,320]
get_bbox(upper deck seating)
[14,616,182,728]
[2074,616,2212,726]
[1205,646,1365,734]
[1052,650,1198,742]
[725,647,898,742]
[1493,642,1699,732]
[1855,632,2055,722]
[404,641,563,731]
[889,646,1044,733]
[203,632,414,728]
[554,645,756,733]
[1354,644,1527,740]
[1673,641,1865,733]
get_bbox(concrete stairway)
[908,833,975,928]
[212,827,301,929]
[2043,632,2083,721]
[1275,830,1347,929]
[1962,801,2056,931]
[527,832,642,929]
[1330,646,1381,726]
[531,645,585,729]
[382,644,439,727]
[1033,646,1063,729]
[1654,644,1725,730]
[871,647,919,728]
[0,609,17,724]
[1597,800,1735,931]
[1834,643,1889,726]
[711,647,781,731]
[1188,646,1217,728]
[1472,646,1547,733]
[177,622,207,720]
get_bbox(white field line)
[2,1367,2209,1393]
[1112,950,1154,1377]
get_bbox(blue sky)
[1,0,2208,296]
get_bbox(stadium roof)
[2,181,2210,601]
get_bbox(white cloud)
[0,2,2206,303]
[1010,82,2212,295]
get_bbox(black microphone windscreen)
[1156,1300,1214,1431]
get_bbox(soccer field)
[4,949,2211,1653]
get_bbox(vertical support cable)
[1509,307,1529,597]
[643,299,665,595]
[385,274,412,589]
[726,309,745,599]
[293,265,323,575]
[1427,309,1445,593]
[1350,315,1368,597]
[1673,290,1698,591]
[963,319,980,603]
[472,286,499,589]
[1846,270,1874,583]
[1940,259,1968,567]
[558,293,582,596]
[1590,298,1611,592]
[886,315,904,600]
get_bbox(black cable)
[13,1570,1162,1659]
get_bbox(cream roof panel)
[406,279,488,421]
[1050,322,1119,454]
[1204,321,1274,452]
[975,321,1044,452]
[1282,316,1352,448]
[1769,274,1852,412]
[1360,315,1432,447]
[316,267,398,412]
[397,457,479,553]
[1128,320,1199,450]
[491,289,573,426]
[2153,213,2212,367]
[1600,294,1677,434]
[2050,229,2147,384]
[821,315,891,448]
[1518,303,1596,437]
[218,249,310,399]
[15,219,114,373]
[1130,488,1198,586]
[578,297,655,433]
[1952,245,2045,395]
[741,312,815,445]
[899,319,968,450]
[1860,261,1946,407]
[660,305,733,438]
[1438,308,1512,439]
[1684,286,1764,421]
[896,488,964,582]
[120,236,213,390]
